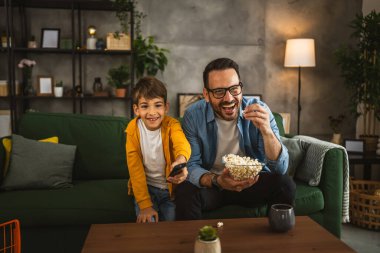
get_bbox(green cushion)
[1,134,76,190]
[0,179,135,226]
[273,112,285,137]
[294,181,324,215]
[280,136,310,177]
[18,112,130,180]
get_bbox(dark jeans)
[175,173,296,220]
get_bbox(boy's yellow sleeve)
[169,119,191,161]
[126,126,153,210]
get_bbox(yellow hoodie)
[125,116,191,210]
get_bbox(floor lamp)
[284,38,316,135]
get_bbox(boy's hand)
[168,155,188,184]
[136,207,158,223]
[167,167,188,184]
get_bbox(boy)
[126,76,191,223]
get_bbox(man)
[175,58,296,220]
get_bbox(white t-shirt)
[211,117,244,175]
[137,119,167,189]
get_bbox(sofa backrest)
[18,112,130,180]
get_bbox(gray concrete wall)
[0,0,363,138]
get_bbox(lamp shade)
[284,39,316,67]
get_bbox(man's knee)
[277,174,296,204]
[174,181,202,220]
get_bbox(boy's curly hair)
[132,76,167,104]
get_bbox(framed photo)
[177,93,204,117]
[279,112,291,134]
[37,76,54,96]
[344,139,365,154]
[245,94,262,101]
[41,28,60,48]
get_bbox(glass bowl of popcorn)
[222,154,263,181]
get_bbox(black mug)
[268,204,295,232]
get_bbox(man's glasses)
[207,82,243,99]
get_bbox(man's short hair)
[132,76,167,104]
[203,58,241,88]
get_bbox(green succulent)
[198,225,218,241]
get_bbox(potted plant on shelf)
[107,64,130,98]
[335,10,380,153]
[194,225,221,253]
[54,81,64,98]
[112,0,169,78]
[134,35,169,78]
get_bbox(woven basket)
[349,179,380,230]
[106,33,130,50]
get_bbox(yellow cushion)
[2,136,59,177]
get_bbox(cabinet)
[1,0,135,132]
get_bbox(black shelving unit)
[3,0,135,132]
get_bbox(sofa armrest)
[316,148,344,237]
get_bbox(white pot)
[194,238,221,253]
[54,87,63,97]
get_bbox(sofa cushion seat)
[202,181,324,219]
[0,179,135,226]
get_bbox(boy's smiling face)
[133,97,169,131]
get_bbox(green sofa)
[0,112,344,253]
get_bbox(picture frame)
[177,93,204,117]
[37,76,54,96]
[41,28,60,48]
[245,94,262,101]
[344,139,365,154]
[279,112,291,134]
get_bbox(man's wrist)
[211,174,223,190]
[199,173,213,188]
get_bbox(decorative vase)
[23,77,35,96]
[96,38,105,50]
[54,87,63,97]
[331,133,342,145]
[268,204,295,233]
[27,40,37,48]
[93,77,103,93]
[194,238,221,253]
[115,88,126,98]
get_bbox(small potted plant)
[194,225,221,253]
[27,35,37,48]
[107,64,130,98]
[328,114,345,144]
[54,81,64,98]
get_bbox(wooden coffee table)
[81,216,354,253]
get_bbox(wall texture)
[142,0,362,138]
[1,0,364,138]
